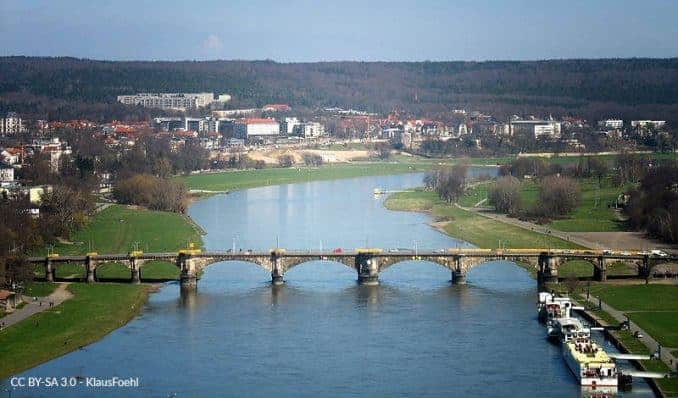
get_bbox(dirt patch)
[569,231,677,253]
[247,149,370,164]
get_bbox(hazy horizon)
[2,0,678,62]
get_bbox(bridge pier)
[178,254,198,291]
[45,258,54,282]
[270,253,285,285]
[639,255,652,283]
[593,256,607,282]
[451,270,466,284]
[356,254,379,285]
[537,253,559,290]
[130,258,141,284]
[85,256,96,283]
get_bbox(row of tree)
[113,174,187,213]
[626,163,678,242]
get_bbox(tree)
[113,174,187,213]
[40,185,94,239]
[302,153,323,167]
[488,176,523,215]
[425,164,468,203]
[536,175,581,217]
[278,154,295,168]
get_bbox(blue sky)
[1,0,677,61]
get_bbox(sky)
[1,0,678,62]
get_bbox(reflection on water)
[1,172,654,397]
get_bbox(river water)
[2,172,654,397]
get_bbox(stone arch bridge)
[28,249,676,290]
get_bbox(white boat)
[537,292,573,323]
[547,317,590,343]
[563,338,619,388]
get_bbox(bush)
[536,175,581,217]
[278,154,295,168]
[302,153,323,167]
[113,174,187,213]
[488,176,523,215]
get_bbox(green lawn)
[588,284,678,351]
[385,189,582,249]
[178,162,423,191]
[22,282,58,297]
[33,205,203,256]
[550,179,629,232]
[474,176,631,233]
[0,283,152,378]
[95,261,180,280]
[558,260,638,278]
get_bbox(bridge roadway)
[28,249,677,290]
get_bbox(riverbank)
[177,162,424,191]
[0,283,155,379]
[384,188,582,249]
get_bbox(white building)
[1,113,26,134]
[297,122,325,138]
[281,117,301,135]
[597,119,623,130]
[0,168,13,182]
[509,120,561,139]
[233,118,280,140]
[117,93,215,110]
[631,120,666,129]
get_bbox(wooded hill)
[1,56,678,123]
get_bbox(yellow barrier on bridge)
[47,253,60,258]
[129,250,144,257]
[356,248,383,254]
[86,252,98,257]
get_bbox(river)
[1,172,654,397]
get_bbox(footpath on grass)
[1,283,73,329]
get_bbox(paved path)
[0,283,73,330]
[580,294,677,372]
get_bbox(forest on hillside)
[1,57,678,122]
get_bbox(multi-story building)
[233,118,280,141]
[509,119,562,139]
[0,168,14,182]
[153,117,185,131]
[631,120,666,129]
[281,117,301,135]
[1,112,26,134]
[597,119,624,130]
[296,122,325,138]
[117,93,217,110]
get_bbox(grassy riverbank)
[178,162,426,191]
[461,178,630,233]
[384,189,582,249]
[33,205,203,256]
[0,283,154,378]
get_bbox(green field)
[33,205,203,256]
[589,284,678,352]
[384,189,582,249]
[0,283,153,378]
[558,260,638,278]
[22,282,59,297]
[95,261,180,280]
[178,162,427,191]
[463,177,630,232]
